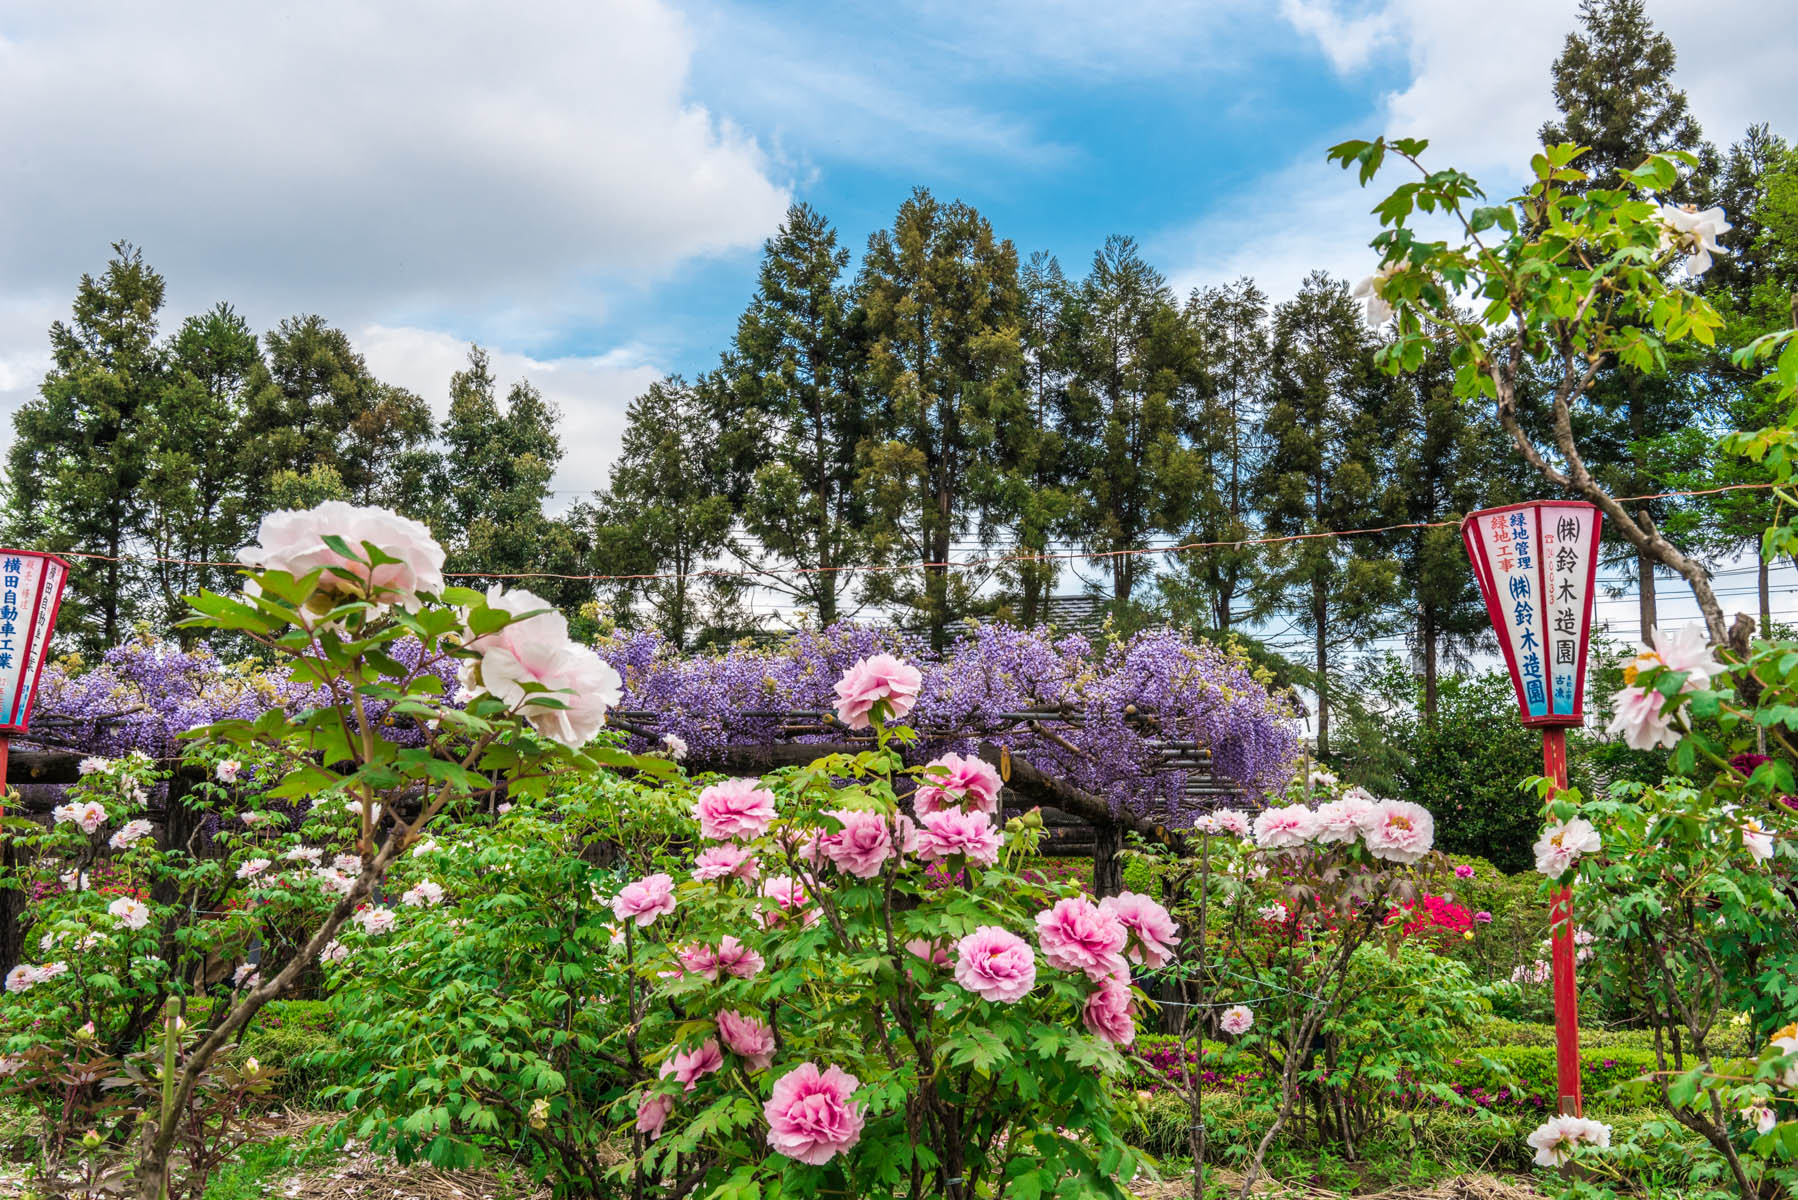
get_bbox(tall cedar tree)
[595,375,742,649]
[1060,236,1206,608]
[7,243,165,649]
[1538,0,1710,639]
[729,204,872,625]
[1162,277,1269,634]
[1253,273,1400,757]
[857,189,1025,648]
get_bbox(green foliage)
[239,1000,342,1102]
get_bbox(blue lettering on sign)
[1512,600,1534,627]
[1526,678,1547,706]
[3,557,19,573]
[1508,575,1531,601]
[1520,626,1539,650]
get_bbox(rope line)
[24,481,1786,585]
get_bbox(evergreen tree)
[594,375,742,649]
[856,189,1025,648]
[7,243,166,648]
[1059,236,1205,608]
[1252,273,1400,757]
[729,204,871,626]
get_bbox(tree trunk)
[1313,578,1330,758]
[1636,535,1658,641]
[1092,819,1123,898]
[1421,603,1439,727]
[1759,551,1771,640]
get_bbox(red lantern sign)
[0,549,70,735]
[1460,501,1602,726]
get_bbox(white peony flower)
[216,759,242,784]
[1362,799,1435,864]
[232,964,259,989]
[108,897,151,930]
[283,845,324,864]
[1742,817,1775,865]
[355,906,396,935]
[77,756,114,776]
[1742,1104,1777,1136]
[235,858,271,881]
[109,819,154,849]
[1525,1114,1611,1167]
[240,500,446,617]
[662,732,689,761]
[1351,262,1401,330]
[1534,818,1602,877]
[400,880,444,908]
[1655,204,1731,277]
[460,586,623,749]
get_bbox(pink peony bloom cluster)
[1034,897,1127,981]
[692,844,760,883]
[460,585,623,749]
[914,753,1002,816]
[659,1039,725,1091]
[693,778,779,841]
[764,1062,866,1165]
[1194,808,1253,838]
[716,1009,776,1070]
[715,935,766,979]
[241,501,446,614]
[953,926,1037,1003]
[612,873,678,927]
[914,808,1003,866]
[819,808,902,878]
[1098,891,1179,968]
[832,654,922,730]
[51,800,108,835]
[4,962,68,992]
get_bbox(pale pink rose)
[241,501,446,613]
[1083,972,1136,1045]
[1533,818,1601,878]
[1220,1004,1254,1036]
[658,1038,725,1092]
[756,877,816,929]
[635,1092,674,1140]
[832,654,923,730]
[1098,892,1179,968]
[1362,799,1435,864]
[715,936,765,979]
[1034,897,1127,981]
[692,845,760,883]
[820,808,898,878]
[953,926,1037,1003]
[612,873,678,927]
[1606,685,1680,751]
[914,753,1001,816]
[460,586,622,748]
[904,938,951,968]
[107,897,150,930]
[1312,796,1376,845]
[764,1062,866,1165]
[693,778,778,841]
[1253,804,1318,851]
[914,808,1003,866]
[716,1009,776,1070]
[109,819,153,849]
[676,942,721,980]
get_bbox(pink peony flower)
[1605,685,1680,751]
[461,586,622,748]
[1033,897,1127,981]
[1312,796,1376,845]
[676,942,721,980]
[1220,1004,1254,1036]
[904,938,951,968]
[692,844,760,883]
[1533,818,1601,878]
[1098,892,1180,968]
[108,819,153,849]
[914,808,1003,866]
[612,873,678,927]
[832,654,923,730]
[820,808,898,878]
[693,778,778,841]
[953,926,1037,1003]
[914,753,1002,816]
[354,907,395,935]
[764,1063,866,1165]
[401,880,445,907]
[659,1039,725,1092]
[635,1092,674,1140]
[108,897,150,930]
[241,501,446,613]
[236,858,271,880]
[1362,799,1434,864]
[1454,864,1476,879]
[1628,624,1717,689]
[52,800,108,835]
[1083,972,1136,1045]
[717,1009,776,1070]
[1195,808,1253,838]
[1252,804,1318,850]
[756,876,817,928]
[715,935,765,979]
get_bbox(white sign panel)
[0,550,70,732]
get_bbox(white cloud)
[358,325,662,506]
[1276,0,1396,74]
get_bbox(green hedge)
[1473,1016,1754,1057]
[239,998,342,1102]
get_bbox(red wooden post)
[1541,726,1582,1116]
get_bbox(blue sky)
[1,0,1791,507]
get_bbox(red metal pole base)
[1542,727,1583,1116]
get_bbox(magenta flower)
[612,873,677,927]
[1083,972,1136,1046]
[832,654,922,730]
[717,1009,777,1070]
[764,1063,867,1164]
[915,808,1004,866]
[635,1092,674,1139]
[693,778,778,841]
[1454,864,1476,879]
[953,926,1037,1003]
[1474,911,1493,924]
[1034,897,1127,981]
[692,845,759,883]
[1098,891,1180,968]
[915,752,1002,816]
[820,808,899,878]
[659,1038,725,1092]
[715,935,766,979]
